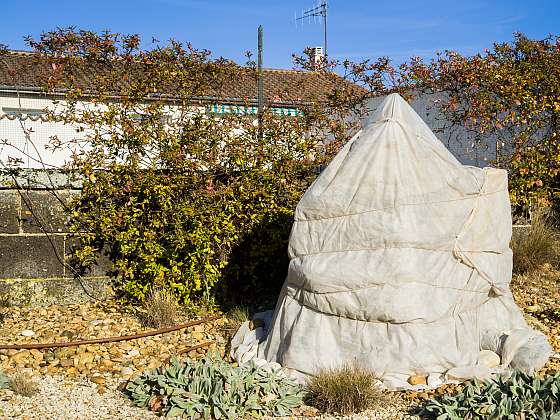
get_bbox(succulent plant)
[124,352,304,418]
[422,370,560,419]
[0,370,9,389]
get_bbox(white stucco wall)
[0,95,87,169]
[0,95,216,169]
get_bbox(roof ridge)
[3,49,36,56]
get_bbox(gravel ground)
[0,375,160,419]
[0,301,224,381]
[0,374,419,420]
[0,266,556,419]
[268,395,421,420]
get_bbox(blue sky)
[1,0,559,68]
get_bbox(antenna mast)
[296,0,328,58]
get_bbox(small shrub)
[511,210,560,274]
[222,307,249,336]
[305,363,385,415]
[143,287,178,328]
[10,372,39,397]
[124,352,304,418]
[422,370,560,419]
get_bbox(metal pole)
[257,25,264,140]
[323,1,327,59]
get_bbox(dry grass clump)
[10,372,39,397]
[143,287,178,328]
[511,210,560,275]
[221,307,249,350]
[226,307,249,327]
[305,363,386,415]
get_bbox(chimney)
[310,46,324,69]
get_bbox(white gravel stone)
[120,367,134,376]
[126,349,140,358]
[0,375,161,419]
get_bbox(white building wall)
[0,94,302,169]
[0,95,85,169]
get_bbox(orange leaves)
[403,33,560,207]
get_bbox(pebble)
[477,350,501,368]
[407,374,427,386]
[126,349,140,358]
[90,375,105,385]
[120,367,134,376]
[20,330,35,337]
[0,267,556,419]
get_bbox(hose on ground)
[0,315,220,350]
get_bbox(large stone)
[20,190,76,234]
[0,236,65,278]
[0,191,20,234]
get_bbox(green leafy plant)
[304,363,386,415]
[124,352,304,418]
[422,370,560,419]
[0,370,9,389]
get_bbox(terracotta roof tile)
[0,51,362,105]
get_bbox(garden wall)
[0,170,112,306]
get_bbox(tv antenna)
[295,0,328,58]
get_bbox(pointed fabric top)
[295,93,482,220]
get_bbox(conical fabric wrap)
[254,94,549,385]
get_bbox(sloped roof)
[0,51,362,105]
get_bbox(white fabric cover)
[241,93,549,388]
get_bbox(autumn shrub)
[305,363,386,415]
[23,29,370,307]
[25,28,560,308]
[511,210,560,274]
[402,34,560,209]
